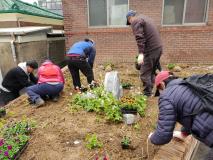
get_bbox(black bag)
[182,74,213,114]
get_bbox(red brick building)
[62,0,213,64]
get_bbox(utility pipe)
[10,33,17,63]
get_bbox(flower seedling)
[167,63,176,70]
[121,82,133,89]
[0,108,6,118]
[121,136,131,149]
[85,134,103,149]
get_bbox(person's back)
[131,14,162,54]
[38,61,64,84]
[158,79,213,147]
[2,67,26,94]
[68,41,93,56]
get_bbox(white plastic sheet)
[104,71,123,99]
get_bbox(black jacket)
[131,15,162,55]
[2,67,37,94]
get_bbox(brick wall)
[63,0,213,64]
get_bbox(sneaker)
[34,98,45,108]
[74,86,82,93]
[89,80,99,89]
[52,96,59,102]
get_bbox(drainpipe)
[10,33,17,63]
[0,68,3,88]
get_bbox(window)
[163,0,208,25]
[88,0,128,27]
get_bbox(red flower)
[4,151,9,157]
[0,139,4,146]
[7,145,12,150]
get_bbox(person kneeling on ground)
[0,60,38,106]
[27,60,64,107]
[66,38,98,93]
[148,71,213,159]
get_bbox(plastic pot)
[121,108,137,115]
[0,109,6,118]
[121,143,130,149]
[123,114,136,125]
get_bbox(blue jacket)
[150,79,213,147]
[67,41,96,66]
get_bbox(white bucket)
[123,114,136,125]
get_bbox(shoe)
[52,96,59,102]
[28,98,34,104]
[74,86,82,93]
[89,80,99,89]
[33,98,45,108]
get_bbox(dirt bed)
[2,63,213,160]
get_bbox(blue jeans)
[27,83,64,102]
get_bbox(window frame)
[161,0,209,26]
[87,0,129,28]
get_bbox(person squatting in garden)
[0,60,38,106]
[148,71,213,159]
[27,60,64,107]
[126,10,162,97]
[66,38,97,92]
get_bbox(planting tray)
[13,141,29,160]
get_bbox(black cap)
[26,60,38,69]
[84,38,94,44]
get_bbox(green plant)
[0,108,6,117]
[85,134,103,149]
[121,136,131,147]
[167,63,176,70]
[103,62,114,69]
[133,123,141,130]
[121,82,133,89]
[0,108,6,112]
[120,95,147,117]
[71,87,122,122]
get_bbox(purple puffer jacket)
[150,79,213,147]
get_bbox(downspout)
[0,68,3,88]
[10,33,17,63]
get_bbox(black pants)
[0,89,19,106]
[67,58,94,89]
[140,48,162,96]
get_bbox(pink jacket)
[38,61,65,84]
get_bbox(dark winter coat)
[2,67,37,95]
[150,79,213,147]
[131,14,162,55]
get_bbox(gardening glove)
[173,131,187,141]
[148,132,153,140]
[137,54,144,64]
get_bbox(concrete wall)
[48,38,66,65]
[63,0,213,64]
[0,42,16,76]
[16,41,48,65]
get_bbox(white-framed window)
[88,0,129,27]
[162,0,209,25]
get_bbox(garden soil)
[3,63,213,160]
